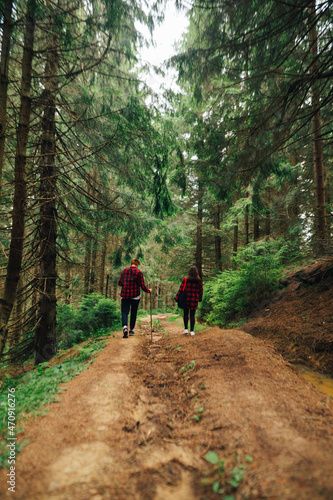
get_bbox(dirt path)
[1,315,333,500]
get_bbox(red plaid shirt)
[175,277,203,310]
[118,266,150,299]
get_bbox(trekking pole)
[150,290,153,343]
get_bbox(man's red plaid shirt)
[175,277,203,310]
[118,266,150,299]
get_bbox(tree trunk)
[34,21,59,365]
[154,282,159,310]
[253,215,260,241]
[64,255,71,304]
[0,0,13,195]
[9,276,23,348]
[84,240,91,295]
[196,181,203,278]
[326,169,331,243]
[245,202,249,246]
[89,236,98,293]
[214,202,222,271]
[309,0,327,254]
[233,219,238,256]
[113,277,118,302]
[265,210,271,237]
[105,273,109,299]
[0,0,36,356]
[290,154,299,219]
[99,239,107,295]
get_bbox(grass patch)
[167,314,182,322]
[0,340,105,468]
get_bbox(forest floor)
[1,312,333,500]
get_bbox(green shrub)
[57,294,120,349]
[90,298,119,330]
[198,240,286,326]
[56,303,76,335]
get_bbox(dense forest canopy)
[0,0,332,364]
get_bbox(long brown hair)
[188,266,201,281]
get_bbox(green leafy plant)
[192,406,204,422]
[57,294,120,349]
[181,359,195,374]
[198,240,289,326]
[205,451,225,494]
[204,450,253,497]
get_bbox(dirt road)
[1,315,333,499]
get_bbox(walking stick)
[150,290,153,343]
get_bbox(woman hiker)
[175,266,203,336]
[118,258,152,338]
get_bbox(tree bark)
[105,273,109,298]
[196,181,203,278]
[0,0,13,196]
[309,0,327,254]
[245,201,249,246]
[253,215,260,241]
[89,235,98,293]
[265,211,271,237]
[84,240,91,295]
[233,219,238,256]
[64,255,71,304]
[0,0,36,356]
[214,202,222,271]
[99,239,107,295]
[34,18,59,365]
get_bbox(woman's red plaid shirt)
[175,277,203,310]
[118,266,150,299]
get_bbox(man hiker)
[118,258,152,338]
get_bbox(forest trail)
[1,315,333,500]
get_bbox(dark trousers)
[121,298,140,330]
[183,308,196,331]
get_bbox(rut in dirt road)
[1,314,333,500]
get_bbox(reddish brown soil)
[242,258,333,375]
[1,315,333,500]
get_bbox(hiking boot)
[183,329,188,335]
[190,331,195,336]
[123,326,128,338]
[129,330,135,336]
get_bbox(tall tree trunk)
[84,240,91,295]
[233,219,238,257]
[290,154,299,220]
[253,215,260,241]
[0,0,13,195]
[309,0,327,254]
[89,236,98,293]
[0,0,36,356]
[326,169,331,243]
[99,239,107,295]
[245,195,249,246]
[34,22,59,365]
[9,276,23,348]
[214,202,222,271]
[196,181,203,278]
[113,277,117,302]
[64,254,71,304]
[105,273,109,299]
[154,282,159,310]
[265,211,271,237]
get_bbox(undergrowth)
[198,239,300,327]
